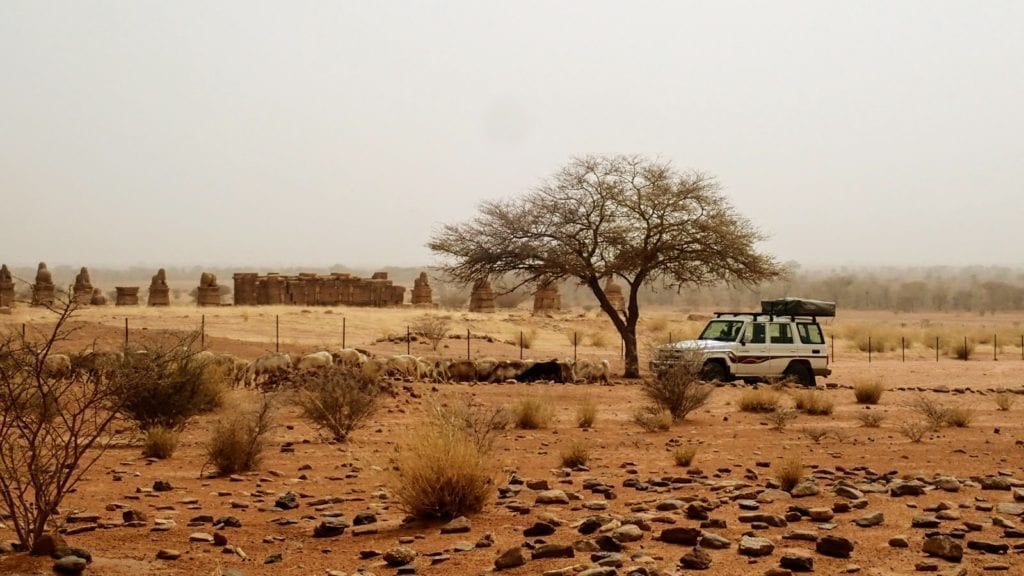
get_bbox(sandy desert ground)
[1,304,1023,576]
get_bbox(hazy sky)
[2,1,1021,270]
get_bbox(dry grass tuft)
[142,426,179,459]
[774,455,805,492]
[766,408,798,431]
[633,406,672,432]
[856,411,886,427]
[512,397,554,429]
[672,446,698,467]
[801,427,831,443]
[993,392,1016,411]
[897,420,930,442]
[204,395,274,476]
[738,389,783,413]
[793,390,834,415]
[943,405,974,428]
[576,396,598,429]
[853,378,885,405]
[559,441,590,468]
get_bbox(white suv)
[650,298,833,387]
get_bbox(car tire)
[699,361,728,382]
[783,362,815,387]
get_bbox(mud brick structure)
[31,262,55,307]
[0,264,14,308]
[148,268,171,306]
[410,272,433,306]
[72,267,93,305]
[232,271,406,307]
[533,281,561,312]
[604,277,626,313]
[197,273,222,307]
[90,288,107,306]
[468,278,496,313]
[115,287,140,306]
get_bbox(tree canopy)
[428,154,780,377]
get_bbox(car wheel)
[783,362,815,387]
[700,361,727,382]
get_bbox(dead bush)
[293,366,381,442]
[560,441,590,468]
[576,396,598,429]
[943,405,974,428]
[672,446,698,466]
[993,392,1016,411]
[897,420,930,443]
[411,315,451,351]
[766,408,798,431]
[427,397,509,452]
[633,405,672,432]
[793,390,834,415]
[512,397,554,429]
[908,396,950,429]
[738,388,782,413]
[856,411,886,427]
[853,378,885,404]
[112,333,225,432]
[642,365,714,422]
[774,455,805,492]
[950,339,975,360]
[204,395,274,475]
[142,426,179,459]
[392,423,493,520]
[801,427,831,443]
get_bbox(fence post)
[406,325,411,355]
[901,336,905,362]
[994,334,997,361]
[201,314,206,349]
[936,337,939,362]
[621,337,624,360]
[124,317,129,349]
[466,328,470,360]
[669,331,673,344]
[963,336,968,361]
[519,331,523,360]
[342,317,346,349]
[573,332,578,363]
[830,334,834,363]
[868,336,872,363]
[275,315,280,353]
[21,323,26,339]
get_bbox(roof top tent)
[760,297,836,318]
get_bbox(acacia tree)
[427,155,780,377]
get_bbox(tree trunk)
[623,328,640,378]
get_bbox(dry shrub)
[673,446,697,467]
[856,411,885,427]
[642,365,714,421]
[897,420,930,443]
[845,324,898,353]
[142,426,179,459]
[293,366,381,442]
[738,389,782,413]
[393,422,493,520]
[560,441,590,468]
[411,315,451,351]
[766,408,798,431]
[204,395,274,475]
[949,339,975,360]
[793,390,834,415]
[633,405,672,432]
[774,455,805,492]
[801,427,831,443]
[576,396,598,429]
[427,397,509,452]
[943,405,974,428]
[516,329,539,350]
[512,397,554,429]
[993,392,1016,411]
[853,378,885,405]
[586,331,609,348]
[908,396,950,429]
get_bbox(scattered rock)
[494,546,527,570]
[923,535,963,562]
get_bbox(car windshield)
[698,320,744,342]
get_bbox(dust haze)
[1,1,1022,269]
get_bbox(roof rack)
[713,312,822,322]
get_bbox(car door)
[769,322,799,374]
[733,321,770,377]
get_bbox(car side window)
[744,322,766,344]
[769,323,793,344]
[797,323,825,344]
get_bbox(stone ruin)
[410,272,433,306]
[197,273,222,307]
[90,288,107,306]
[533,280,561,313]
[0,264,14,308]
[468,278,496,313]
[604,277,626,313]
[232,271,406,307]
[148,268,170,306]
[31,262,55,307]
[115,286,140,306]
[72,267,93,305]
